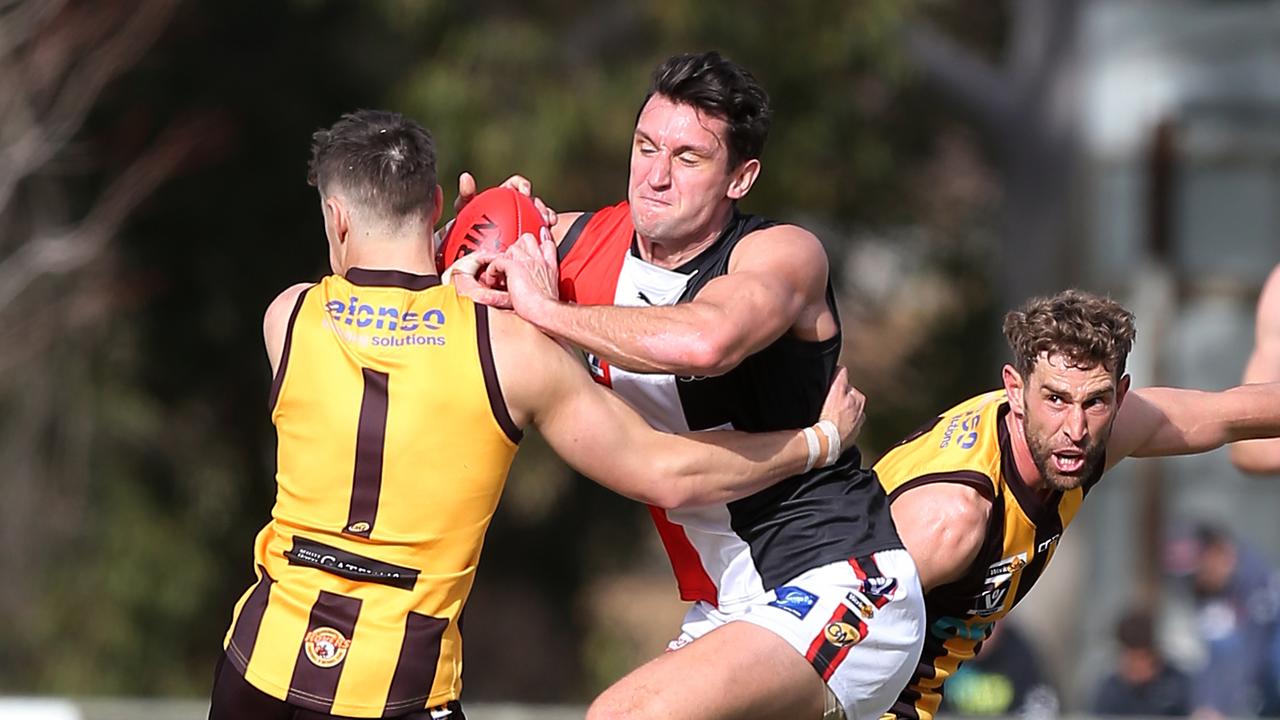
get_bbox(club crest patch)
[304,626,351,668]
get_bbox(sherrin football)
[436,186,547,271]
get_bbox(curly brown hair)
[1002,289,1137,378]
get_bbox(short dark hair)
[1002,289,1137,379]
[307,109,438,220]
[640,51,771,170]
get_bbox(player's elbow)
[664,332,742,378]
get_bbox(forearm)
[641,427,820,509]
[523,296,734,376]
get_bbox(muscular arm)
[489,308,863,509]
[1232,265,1280,474]
[511,225,833,377]
[1106,382,1280,467]
[889,483,991,592]
[262,283,311,376]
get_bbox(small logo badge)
[844,592,876,619]
[346,521,371,534]
[769,586,819,619]
[859,576,899,600]
[824,621,863,648]
[304,626,351,668]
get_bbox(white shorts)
[668,549,924,720]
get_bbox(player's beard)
[1023,417,1109,491]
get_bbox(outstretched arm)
[490,309,864,508]
[491,226,833,377]
[1106,382,1280,467]
[1232,265,1280,474]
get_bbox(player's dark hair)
[308,109,438,220]
[640,51,771,170]
[1003,289,1137,379]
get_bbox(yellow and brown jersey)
[222,268,521,718]
[873,391,1103,720]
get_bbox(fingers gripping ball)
[437,186,548,271]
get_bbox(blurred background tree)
[0,0,1015,703]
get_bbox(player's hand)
[455,172,557,227]
[819,366,866,450]
[487,229,560,321]
[444,250,511,308]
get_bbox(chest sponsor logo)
[769,585,819,620]
[303,626,351,668]
[939,409,981,450]
[824,621,864,648]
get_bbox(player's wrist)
[802,420,842,473]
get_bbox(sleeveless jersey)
[223,268,521,718]
[872,391,1104,720]
[558,201,902,608]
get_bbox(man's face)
[627,95,755,246]
[1008,353,1127,491]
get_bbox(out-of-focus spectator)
[1166,523,1280,718]
[940,621,1059,720]
[1092,607,1190,716]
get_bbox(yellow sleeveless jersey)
[873,391,1103,720]
[222,268,521,717]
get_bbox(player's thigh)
[586,619,826,720]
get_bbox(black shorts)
[208,652,465,720]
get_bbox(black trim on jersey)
[384,611,450,715]
[345,267,442,291]
[226,565,275,673]
[890,415,946,451]
[285,536,418,590]
[557,212,595,263]
[345,368,389,539]
[474,304,523,444]
[886,470,996,504]
[268,285,314,412]
[287,591,362,712]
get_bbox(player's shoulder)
[265,282,314,327]
[731,221,827,275]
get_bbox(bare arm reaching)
[1106,382,1280,467]
[1232,265,1280,474]
[489,227,835,377]
[488,307,864,508]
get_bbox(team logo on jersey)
[986,553,1027,577]
[769,586,819,619]
[304,626,351,668]
[823,621,863,648]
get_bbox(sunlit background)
[1,0,1278,717]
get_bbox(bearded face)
[1007,353,1128,491]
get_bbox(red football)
[436,186,547,271]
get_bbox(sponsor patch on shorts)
[769,585,819,619]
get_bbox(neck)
[635,204,734,268]
[340,233,437,277]
[1004,409,1048,495]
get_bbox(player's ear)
[323,194,350,245]
[1002,364,1026,416]
[1116,373,1131,407]
[726,158,761,200]
[430,185,444,226]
